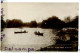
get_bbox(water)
[2,28,57,51]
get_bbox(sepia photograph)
[1,2,78,51]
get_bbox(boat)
[34,31,43,36]
[14,30,28,34]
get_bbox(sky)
[2,2,78,22]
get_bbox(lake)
[2,28,57,51]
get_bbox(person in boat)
[38,31,40,34]
[35,31,43,36]
[24,30,26,32]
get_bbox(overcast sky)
[2,2,78,22]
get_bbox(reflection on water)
[2,28,57,51]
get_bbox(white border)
[3,0,79,2]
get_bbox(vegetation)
[41,16,65,29]
[1,15,78,30]
[1,16,6,31]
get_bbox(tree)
[41,16,65,29]
[30,21,38,27]
[6,19,23,28]
[64,16,71,23]
[1,16,6,31]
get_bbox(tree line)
[1,15,78,30]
